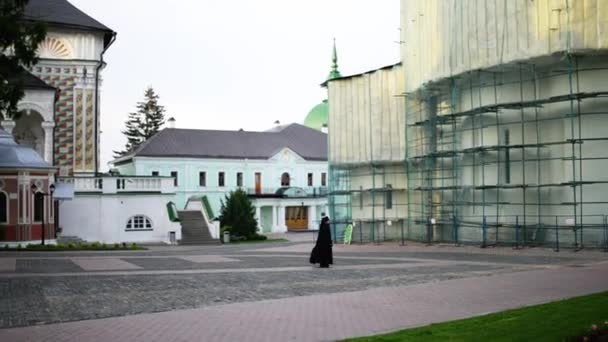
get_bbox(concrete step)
[179,239,221,246]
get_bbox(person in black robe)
[310,214,333,268]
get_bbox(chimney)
[167,117,176,128]
[321,123,328,134]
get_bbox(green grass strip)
[345,291,608,342]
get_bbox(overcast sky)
[69,0,400,170]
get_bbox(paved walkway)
[1,257,607,341]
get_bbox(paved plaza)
[0,234,607,341]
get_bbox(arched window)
[125,215,153,230]
[0,192,7,223]
[281,172,290,187]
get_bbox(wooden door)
[255,172,261,195]
[286,206,308,231]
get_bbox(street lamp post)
[31,183,55,246]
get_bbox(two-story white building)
[112,122,329,233]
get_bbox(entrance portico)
[252,197,327,233]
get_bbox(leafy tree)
[0,0,47,120]
[114,87,166,157]
[219,189,258,238]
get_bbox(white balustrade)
[57,177,174,194]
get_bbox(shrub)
[26,244,36,249]
[16,244,22,249]
[57,243,65,249]
[114,243,120,249]
[3,244,8,250]
[130,243,138,250]
[219,189,258,238]
[122,242,127,249]
[101,243,107,249]
[231,235,247,242]
[247,233,267,241]
[68,243,75,249]
[90,242,100,249]
[79,242,88,249]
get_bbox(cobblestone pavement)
[0,241,607,341]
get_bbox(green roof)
[304,100,328,131]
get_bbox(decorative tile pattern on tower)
[85,90,94,171]
[74,88,84,172]
[35,67,76,176]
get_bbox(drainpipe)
[94,32,117,176]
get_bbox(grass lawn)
[229,238,289,245]
[345,291,608,342]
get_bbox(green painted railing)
[166,201,180,222]
[202,196,215,220]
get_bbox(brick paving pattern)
[0,241,606,341]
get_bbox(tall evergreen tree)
[0,0,47,120]
[114,87,166,157]
[140,87,165,140]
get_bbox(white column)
[308,204,316,230]
[41,121,55,164]
[271,205,277,232]
[255,205,262,233]
[278,205,286,232]
[1,119,16,134]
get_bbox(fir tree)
[219,189,258,239]
[114,87,166,157]
[113,111,142,157]
[140,87,165,140]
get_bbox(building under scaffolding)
[326,0,608,250]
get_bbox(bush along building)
[112,122,329,233]
[326,0,608,250]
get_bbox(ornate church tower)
[22,0,115,176]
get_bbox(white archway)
[14,110,52,162]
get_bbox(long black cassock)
[310,217,333,267]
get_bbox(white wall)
[59,193,181,244]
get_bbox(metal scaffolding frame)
[328,53,608,250]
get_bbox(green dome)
[304,100,328,131]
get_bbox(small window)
[307,173,313,186]
[0,192,7,223]
[34,193,44,222]
[151,171,159,176]
[385,184,393,209]
[199,172,206,187]
[321,172,327,187]
[237,172,243,187]
[281,172,290,186]
[218,172,225,187]
[171,171,178,186]
[125,215,153,230]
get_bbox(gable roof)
[22,70,56,91]
[116,123,328,163]
[24,0,115,47]
[8,68,56,91]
